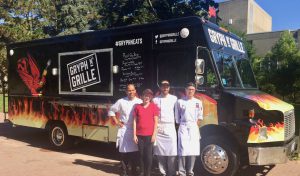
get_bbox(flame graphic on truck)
[246,94,293,113]
[248,119,284,143]
[8,97,117,131]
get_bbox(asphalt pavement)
[1,114,300,176]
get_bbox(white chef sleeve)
[108,99,120,117]
[175,100,180,124]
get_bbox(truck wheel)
[198,136,240,176]
[48,123,73,150]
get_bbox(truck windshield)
[235,55,257,88]
[212,50,257,89]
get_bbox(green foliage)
[99,0,157,28]
[98,0,219,28]
[271,31,299,67]
[0,0,47,42]
[259,31,300,102]
[39,0,101,36]
[0,0,50,81]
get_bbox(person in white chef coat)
[108,84,142,176]
[175,82,203,176]
[153,80,178,176]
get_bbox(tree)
[99,0,157,28]
[261,31,300,101]
[98,0,220,28]
[0,0,47,42]
[39,0,101,36]
[0,0,50,84]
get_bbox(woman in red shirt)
[133,89,158,176]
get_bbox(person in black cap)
[153,80,178,176]
[175,82,203,176]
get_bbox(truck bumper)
[248,136,298,165]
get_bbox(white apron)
[154,123,177,156]
[153,94,178,156]
[175,97,203,156]
[116,123,138,153]
[178,123,200,156]
[108,97,142,153]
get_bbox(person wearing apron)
[175,82,203,176]
[108,84,142,176]
[153,80,178,176]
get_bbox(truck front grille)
[284,110,295,141]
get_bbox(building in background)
[218,0,272,34]
[218,0,300,57]
[247,30,300,57]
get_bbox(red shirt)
[133,102,159,136]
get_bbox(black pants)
[120,151,139,175]
[137,135,154,176]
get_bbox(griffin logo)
[17,53,51,96]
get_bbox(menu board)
[119,52,144,92]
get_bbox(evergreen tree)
[98,0,219,28]
[0,0,49,82]
[99,0,156,28]
[47,0,100,35]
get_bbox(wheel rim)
[201,144,229,174]
[51,126,65,146]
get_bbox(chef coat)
[175,97,203,156]
[153,94,178,156]
[108,97,142,153]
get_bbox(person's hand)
[134,135,138,144]
[197,120,201,126]
[118,121,124,128]
[151,135,156,143]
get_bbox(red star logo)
[209,6,216,17]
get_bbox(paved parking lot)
[1,114,300,176]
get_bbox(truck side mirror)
[195,59,205,75]
[195,75,204,85]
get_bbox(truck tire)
[197,136,240,176]
[48,123,73,150]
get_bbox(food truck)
[4,16,297,176]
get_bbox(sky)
[215,0,300,32]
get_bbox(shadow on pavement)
[0,121,119,160]
[0,121,277,176]
[235,165,275,176]
[73,159,120,175]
